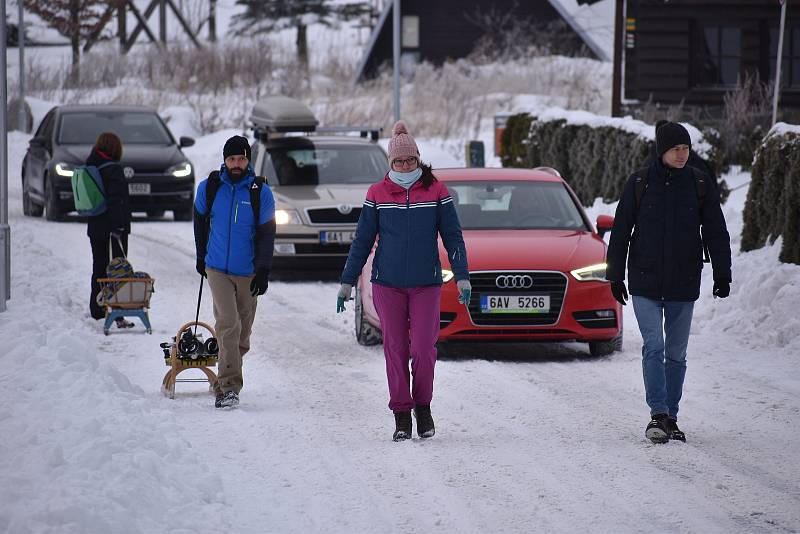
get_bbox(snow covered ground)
[1,125,799,534]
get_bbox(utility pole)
[392,0,400,122]
[1,0,11,312]
[772,0,788,126]
[611,0,624,117]
[209,0,217,42]
[18,0,26,132]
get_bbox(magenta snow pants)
[372,283,441,412]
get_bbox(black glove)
[713,280,730,298]
[196,259,206,278]
[250,268,269,296]
[610,281,628,306]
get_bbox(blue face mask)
[388,167,423,189]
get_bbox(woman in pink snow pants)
[337,120,471,441]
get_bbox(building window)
[402,15,419,49]
[770,26,800,88]
[697,25,741,87]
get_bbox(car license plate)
[480,294,550,314]
[128,183,150,195]
[320,231,355,244]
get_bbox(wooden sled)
[161,321,218,399]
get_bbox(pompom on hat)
[387,120,420,162]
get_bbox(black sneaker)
[214,393,224,408]
[645,413,670,444]
[393,411,412,441]
[414,404,435,438]
[217,391,239,409]
[667,418,686,442]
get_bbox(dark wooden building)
[624,0,800,110]
[355,0,608,81]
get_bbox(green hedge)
[500,113,727,206]
[741,128,800,264]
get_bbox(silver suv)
[249,96,388,270]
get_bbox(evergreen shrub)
[741,128,800,265]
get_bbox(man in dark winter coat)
[606,121,732,444]
[193,135,276,409]
[87,132,132,327]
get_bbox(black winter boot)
[414,404,435,438]
[393,411,412,441]
[645,413,670,444]
[667,418,686,442]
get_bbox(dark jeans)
[90,233,128,319]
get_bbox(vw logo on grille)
[337,204,353,215]
[495,275,533,289]
[123,166,135,179]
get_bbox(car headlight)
[167,162,192,177]
[570,263,607,282]
[441,269,455,283]
[55,162,74,177]
[275,209,302,225]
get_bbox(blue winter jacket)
[194,165,276,276]
[341,175,469,288]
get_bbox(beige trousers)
[206,269,258,395]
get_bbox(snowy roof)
[546,0,613,62]
[354,0,614,82]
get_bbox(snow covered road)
[1,131,799,533]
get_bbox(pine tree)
[234,0,371,67]
[23,0,114,86]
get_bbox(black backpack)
[632,166,710,263]
[202,170,266,230]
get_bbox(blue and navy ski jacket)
[341,174,469,288]
[194,165,276,276]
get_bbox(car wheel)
[22,175,44,217]
[147,210,166,218]
[173,208,192,221]
[589,332,623,357]
[44,176,62,221]
[354,284,382,346]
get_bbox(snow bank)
[0,312,223,534]
[766,121,800,139]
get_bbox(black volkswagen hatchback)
[21,105,196,221]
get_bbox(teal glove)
[457,279,472,305]
[336,283,353,313]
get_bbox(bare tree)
[23,0,116,85]
[234,0,371,68]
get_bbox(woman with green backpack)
[86,132,133,328]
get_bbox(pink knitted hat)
[387,120,420,162]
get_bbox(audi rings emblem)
[495,275,534,289]
[123,166,135,179]
[337,204,353,215]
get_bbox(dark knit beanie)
[655,122,691,156]
[223,135,251,160]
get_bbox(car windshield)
[263,143,389,185]
[447,181,588,230]
[58,111,173,145]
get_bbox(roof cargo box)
[250,96,318,133]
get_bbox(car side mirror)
[596,214,614,238]
[179,136,195,148]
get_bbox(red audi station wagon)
[353,167,623,356]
